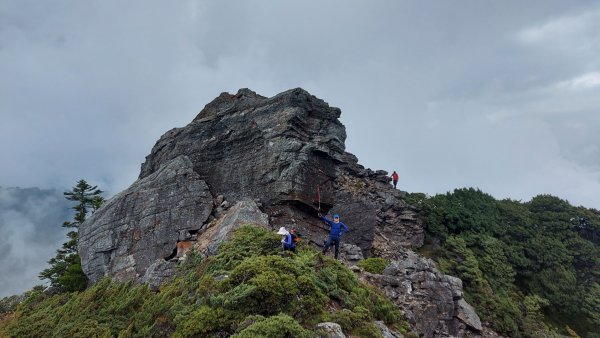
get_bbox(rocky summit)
[78,88,486,337]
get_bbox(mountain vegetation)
[407,188,600,338]
[3,185,600,337]
[0,226,411,337]
[38,179,104,292]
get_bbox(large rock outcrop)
[136,88,423,255]
[78,88,485,337]
[361,251,483,337]
[79,156,213,283]
[139,88,345,209]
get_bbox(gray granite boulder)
[456,298,483,332]
[195,199,269,255]
[140,260,176,290]
[78,155,213,284]
[316,322,346,338]
[362,250,483,338]
[375,321,404,338]
[339,243,364,263]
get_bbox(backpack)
[291,231,300,244]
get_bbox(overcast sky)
[1,1,600,295]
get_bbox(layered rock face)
[139,88,344,208]
[78,156,213,283]
[135,87,423,255]
[78,88,485,337]
[360,251,482,337]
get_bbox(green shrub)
[2,226,411,337]
[420,188,600,336]
[217,255,301,315]
[57,259,88,292]
[210,226,281,272]
[357,258,389,274]
[323,307,382,338]
[0,294,24,314]
[232,313,314,338]
[53,319,112,338]
[172,306,239,337]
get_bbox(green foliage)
[57,256,88,291]
[0,280,155,337]
[2,226,410,337]
[324,307,381,338]
[232,313,315,338]
[0,294,24,314]
[172,306,239,337]
[521,294,559,338]
[216,255,311,316]
[402,192,428,209]
[583,284,600,327]
[210,225,282,272]
[39,179,103,291]
[63,179,103,226]
[357,257,389,274]
[420,188,600,337]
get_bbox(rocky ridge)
[78,88,490,337]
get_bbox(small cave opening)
[164,245,178,261]
[283,199,332,215]
[312,149,329,158]
[164,239,195,261]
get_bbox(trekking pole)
[317,185,321,212]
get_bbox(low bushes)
[357,257,389,274]
[0,226,408,337]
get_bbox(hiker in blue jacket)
[319,213,349,259]
[277,226,296,253]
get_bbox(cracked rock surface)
[78,88,493,338]
[79,155,212,284]
[361,251,483,338]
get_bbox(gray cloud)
[0,187,71,297]
[1,2,599,207]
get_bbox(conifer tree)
[39,179,103,292]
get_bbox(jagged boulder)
[79,88,434,305]
[339,243,364,263]
[316,322,347,338]
[361,250,483,338]
[195,199,269,255]
[140,88,346,209]
[78,155,213,283]
[330,173,424,256]
[375,321,404,338]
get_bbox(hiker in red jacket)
[391,171,399,189]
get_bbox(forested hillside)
[408,189,600,337]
